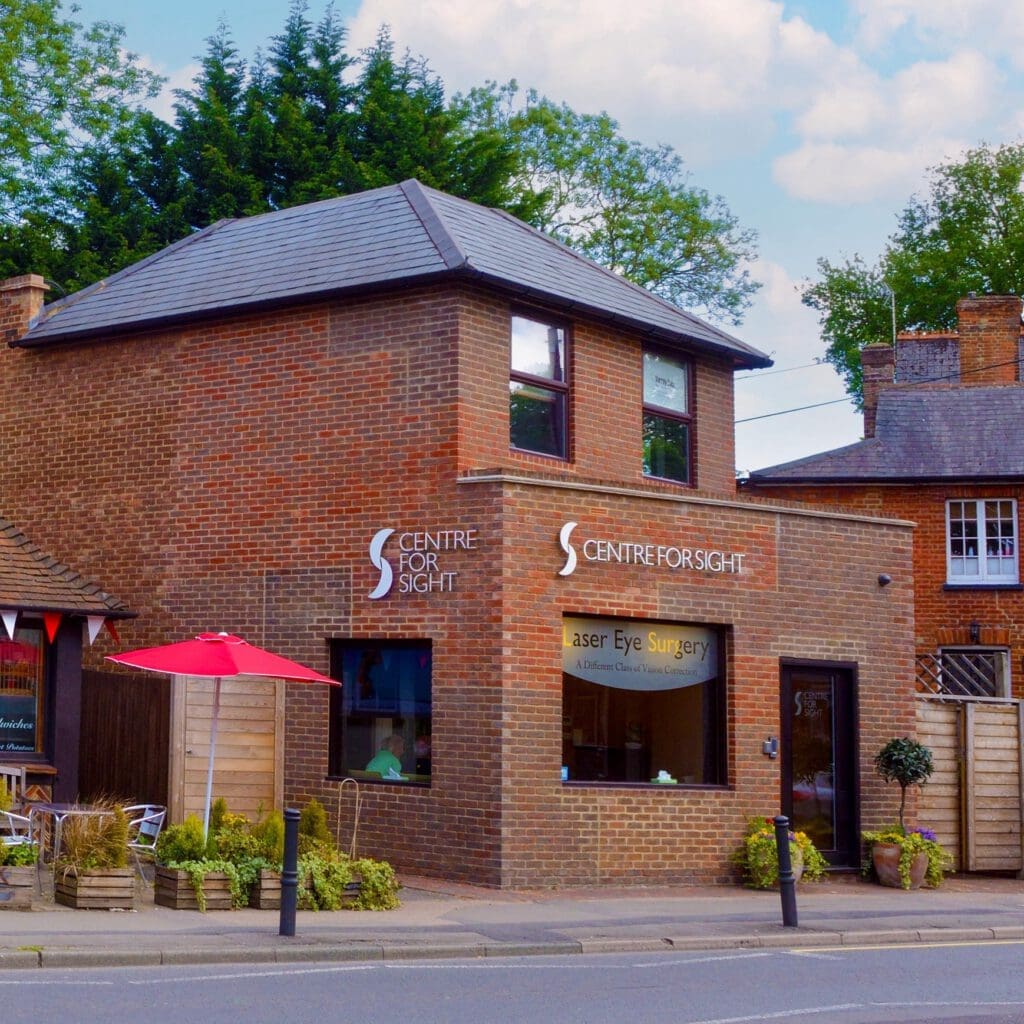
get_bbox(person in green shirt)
[366,733,406,778]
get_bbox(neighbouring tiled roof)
[14,180,771,370]
[748,385,1024,483]
[0,519,133,616]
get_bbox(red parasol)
[107,632,339,837]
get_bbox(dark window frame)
[642,345,694,485]
[509,309,571,461]
[327,638,432,786]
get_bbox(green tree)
[263,1,357,205]
[0,0,160,219]
[174,21,263,225]
[459,82,759,324]
[0,1,160,287]
[804,143,1024,403]
[350,28,520,209]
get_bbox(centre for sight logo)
[367,527,478,599]
[556,521,745,577]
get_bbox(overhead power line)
[735,353,1023,425]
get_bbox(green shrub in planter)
[156,814,245,910]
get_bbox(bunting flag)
[86,616,106,646]
[105,619,121,645]
[0,609,16,640]
[43,611,62,643]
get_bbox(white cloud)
[136,55,201,123]
[779,50,997,203]
[347,0,840,162]
[853,0,1024,66]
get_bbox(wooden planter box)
[0,865,36,910]
[251,869,281,909]
[154,866,234,910]
[55,867,134,910]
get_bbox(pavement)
[1,871,1022,970]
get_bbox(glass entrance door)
[781,664,858,868]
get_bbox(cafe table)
[29,802,115,868]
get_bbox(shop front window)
[0,624,45,754]
[561,616,724,785]
[329,640,431,783]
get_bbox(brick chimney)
[955,294,1022,385]
[861,342,894,438]
[0,274,47,345]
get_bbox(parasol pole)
[203,676,222,841]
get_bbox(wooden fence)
[916,695,1024,874]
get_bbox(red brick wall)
[1,280,915,886]
[454,287,737,494]
[491,486,914,885]
[745,484,1024,697]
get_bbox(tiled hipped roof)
[748,386,1024,483]
[14,180,771,370]
[0,519,132,616]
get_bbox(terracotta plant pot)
[872,842,928,889]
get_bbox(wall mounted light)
[762,736,779,759]
[877,573,892,587]
[969,620,980,645]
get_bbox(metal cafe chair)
[1,809,41,894]
[124,805,167,876]
[0,809,37,850]
[0,765,26,811]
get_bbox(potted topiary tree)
[865,737,949,888]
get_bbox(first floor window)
[947,499,1018,584]
[328,640,432,783]
[0,624,45,754]
[561,616,724,784]
[643,348,692,484]
[510,312,569,459]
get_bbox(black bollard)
[279,807,299,937]
[774,815,798,928]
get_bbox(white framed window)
[946,499,1018,584]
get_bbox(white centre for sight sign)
[563,616,718,691]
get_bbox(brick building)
[746,294,1024,701]
[0,181,915,885]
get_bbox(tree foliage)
[0,0,160,220]
[804,143,1024,404]
[1,4,759,326]
[458,82,760,324]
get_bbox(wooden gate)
[916,695,1024,873]
[168,675,284,825]
[79,669,171,805]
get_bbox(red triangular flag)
[43,611,62,643]
[105,619,121,645]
